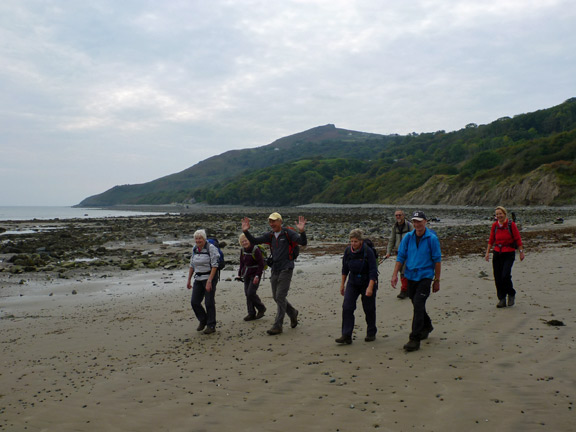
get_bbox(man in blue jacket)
[391,211,442,352]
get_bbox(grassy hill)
[79,98,576,207]
[78,124,386,206]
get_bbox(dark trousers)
[341,281,377,337]
[407,278,433,341]
[191,279,217,329]
[270,269,297,329]
[492,251,516,300]
[244,277,265,316]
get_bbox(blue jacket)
[396,228,441,281]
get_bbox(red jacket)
[488,219,523,253]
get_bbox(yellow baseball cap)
[268,212,283,221]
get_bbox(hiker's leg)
[272,269,293,329]
[501,252,516,297]
[204,280,217,329]
[409,279,431,341]
[361,285,377,337]
[191,280,207,325]
[492,252,506,300]
[341,282,360,337]
[244,278,256,316]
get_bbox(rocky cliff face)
[403,166,561,206]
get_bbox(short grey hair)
[349,228,364,240]
[194,229,207,240]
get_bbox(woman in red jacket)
[485,206,525,308]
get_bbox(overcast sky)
[1,0,574,206]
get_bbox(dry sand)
[1,242,575,431]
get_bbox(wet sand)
[1,236,575,431]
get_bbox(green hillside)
[79,98,576,207]
[78,125,385,206]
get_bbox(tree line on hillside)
[191,98,576,206]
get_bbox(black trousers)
[407,278,433,341]
[191,279,217,329]
[243,276,265,316]
[492,251,516,300]
[341,281,377,337]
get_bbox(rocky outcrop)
[403,166,562,206]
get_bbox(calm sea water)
[0,206,167,222]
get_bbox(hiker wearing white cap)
[391,211,442,352]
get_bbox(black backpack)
[207,238,226,270]
[363,239,379,262]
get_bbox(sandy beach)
[1,218,575,432]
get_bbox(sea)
[0,206,167,222]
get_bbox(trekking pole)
[378,256,388,265]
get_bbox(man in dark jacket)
[242,212,307,335]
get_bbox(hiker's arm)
[340,274,347,296]
[289,226,307,246]
[432,262,441,293]
[297,230,307,246]
[366,243,377,296]
[206,267,217,292]
[237,250,244,278]
[243,230,259,245]
[386,226,395,257]
[296,215,307,232]
[512,223,525,261]
[241,217,250,232]
[391,261,402,288]
[341,251,349,296]
[367,248,378,283]
[366,279,375,297]
[255,246,264,279]
[209,244,220,268]
[187,266,194,289]
[485,243,492,261]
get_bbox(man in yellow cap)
[242,212,307,335]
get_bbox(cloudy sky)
[1,0,574,206]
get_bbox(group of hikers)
[186,206,524,352]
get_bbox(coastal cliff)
[404,166,562,206]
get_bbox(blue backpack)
[207,238,226,270]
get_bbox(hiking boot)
[197,322,206,332]
[507,296,515,307]
[255,307,266,319]
[266,327,283,335]
[420,325,434,340]
[335,335,352,344]
[243,314,257,321]
[364,335,376,342]
[203,327,215,335]
[496,299,507,308]
[403,339,420,352]
[397,291,408,299]
[290,309,299,328]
